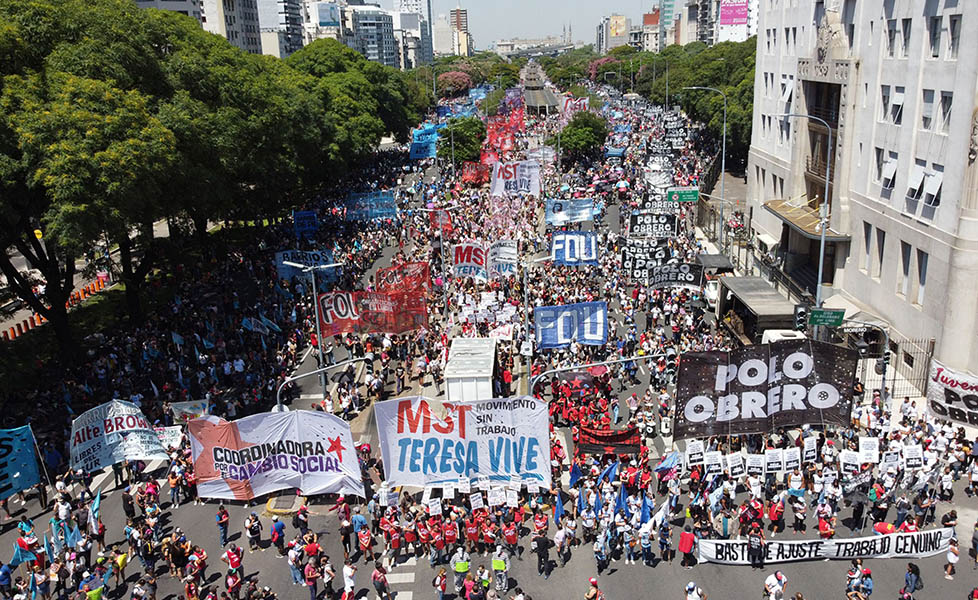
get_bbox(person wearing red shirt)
[358,527,375,563]
[678,526,697,569]
[443,520,459,547]
[465,517,480,554]
[898,519,919,533]
[818,516,836,539]
[225,569,242,600]
[533,511,548,534]
[417,519,431,557]
[429,524,445,567]
[482,520,497,552]
[388,526,402,566]
[502,521,519,559]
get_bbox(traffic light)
[862,329,885,358]
[793,304,808,331]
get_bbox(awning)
[924,170,944,196]
[697,254,735,273]
[907,163,925,196]
[780,83,793,103]
[720,277,796,318]
[756,232,780,252]
[881,159,897,184]
[764,198,850,242]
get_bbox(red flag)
[429,209,454,235]
[376,262,430,292]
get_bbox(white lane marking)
[385,573,415,584]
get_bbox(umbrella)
[587,365,608,376]
[616,180,630,189]
[560,184,570,192]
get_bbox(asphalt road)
[3,161,974,600]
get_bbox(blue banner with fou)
[550,232,599,266]
[0,426,41,501]
[534,301,609,349]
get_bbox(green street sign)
[809,308,845,327]
[667,187,699,203]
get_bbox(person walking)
[216,505,230,547]
[945,537,960,580]
[491,545,509,593]
[303,558,319,600]
[678,526,697,569]
[270,516,286,556]
[747,523,766,570]
[245,512,263,553]
[532,530,550,579]
[449,546,470,594]
[341,558,357,600]
[432,567,447,600]
[685,581,707,600]
[902,563,921,597]
[371,562,392,600]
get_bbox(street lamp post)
[774,112,832,313]
[274,357,371,412]
[522,256,550,391]
[283,260,344,390]
[529,352,669,395]
[683,86,727,252]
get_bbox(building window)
[915,250,928,306]
[921,89,934,131]
[901,18,912,57]
[929,16,941,58]
[880,85,890,121]
[891,86,904,124]
[886,19,897,57]
[924,165,943,207]
[862,222,872,272]
[875,228,886,279]
[948,14,961,59]
[940,91,953,134]
[898,241,911,297]
[903,351,915,368]
[874,147,884,181]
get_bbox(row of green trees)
[0,0,434,356]
[537,40,756,166]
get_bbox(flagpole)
[28,424,54,494]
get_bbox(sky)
[382,0,657,49]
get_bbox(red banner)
[317,291,427,337]
[461,161,490,185]
[429,209,454,235]
[576,426,642,455]
[375,262,430,292]
[480,150,499,165]
[508,107,524,131]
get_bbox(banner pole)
[29,424,54,490]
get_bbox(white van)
[760,329,808,344]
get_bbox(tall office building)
[201,0,262,53]
[746,1,978,380]
[257,0,304,57]
[133,0,202,24]
[393,0,433,64]
[449,6,468,34]
[394,11,433,68]
[595,14,630,54]
[302,1,345,45]
[348,4,398,67]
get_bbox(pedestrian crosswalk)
[378,555,416,600]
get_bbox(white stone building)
[201,0,262,53]
[746,0,977,381]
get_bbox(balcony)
[763,197,849,242]
[805,156,836,182]
[808,106,839,127]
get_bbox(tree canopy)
[436,117,487,165]
[547,111,608,161]
[0,0,432,358]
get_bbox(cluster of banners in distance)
[672,339,859,440]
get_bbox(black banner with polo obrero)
[672,339,858,440]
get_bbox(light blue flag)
[171,331,184,347]
[10,543,36,567]
[260,315,282,333]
